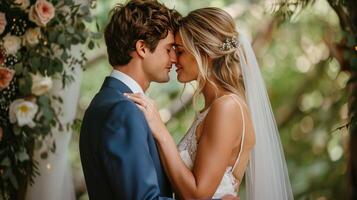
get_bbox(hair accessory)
[219,36,240,51]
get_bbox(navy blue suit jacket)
[80,77,173,200]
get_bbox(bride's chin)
[177,76,187,83]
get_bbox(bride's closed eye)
[175,47,184,55]
[176,50,183,56]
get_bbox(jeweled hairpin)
[219,36,239,51]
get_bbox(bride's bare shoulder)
[203,95,247,132]
[208,94,248,118]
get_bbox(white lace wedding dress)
[177,94,247,198]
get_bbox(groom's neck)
[114,64,150,92]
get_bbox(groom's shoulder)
[89,90,143,118]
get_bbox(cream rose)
[0,12,6,34]
[29,0,55,27]
[0,67,15,91]
[3,34,21,55]
[31,73,53,96]
[9,99,38,128]
[14,0,30,10]
[23,28,41,46]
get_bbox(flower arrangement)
[0,0,99,198]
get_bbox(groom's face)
[142,31,177,83]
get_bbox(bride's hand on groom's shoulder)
[124,93,167,140]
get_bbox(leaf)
[29,57,41,72]
[50,141,56,153]
[77,22,86,31]
[13,125,21,136]
[17,151,29,162]
[40,152,48,159]
[42,108,54,120]
[346,34,356,48]
[61,51,69,61]
[57,33,66,45]
[1,157,11,166]
[9,172,19,189]
[96,20,100,31]
[19,77,32,95]
[14,63,23,75]
[48,31,59,43]
[38,95,50,106]
[83,15,92,23]
[67,27,75,34]
[80,5,90,14]
[34,140,43,150]
[350,57,357,70]
[53,58,63,72]
[91,32,102,39]
[88,40,94,50]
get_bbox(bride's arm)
[125,94,244,199]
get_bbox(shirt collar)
[110,70,144,94]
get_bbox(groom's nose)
[169,48,177,63]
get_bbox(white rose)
[0,12,6,34]
[14,0,30,10]
[9,99,38,128]
[3,34,21,55]
[23,28,41,46]
[31,73,53,96]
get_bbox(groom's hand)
[221,194,240,200]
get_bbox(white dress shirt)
[110,70,144,94]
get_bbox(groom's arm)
[100,101,172,200]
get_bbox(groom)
[79,0,181,199]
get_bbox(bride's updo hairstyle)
[179,7,245,104]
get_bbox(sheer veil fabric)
[237,33,294,200]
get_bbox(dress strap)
[229,94,246,172]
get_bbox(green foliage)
[0,0,100,198]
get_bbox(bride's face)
[174,33,199,83]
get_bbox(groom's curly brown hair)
[104,0,182,66]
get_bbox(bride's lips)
[176,66,183,73]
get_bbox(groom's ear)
[135,40,149,58]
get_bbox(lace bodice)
[177,95,247,198]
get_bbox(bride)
[126,7,293,200]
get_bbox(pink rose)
[0,12,6,34]
[0,67,15,91]
[29,0,55,27]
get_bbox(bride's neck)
[202,81,227,110]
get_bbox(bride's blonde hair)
[179,7,245,107]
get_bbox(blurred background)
[71,0,350,199]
